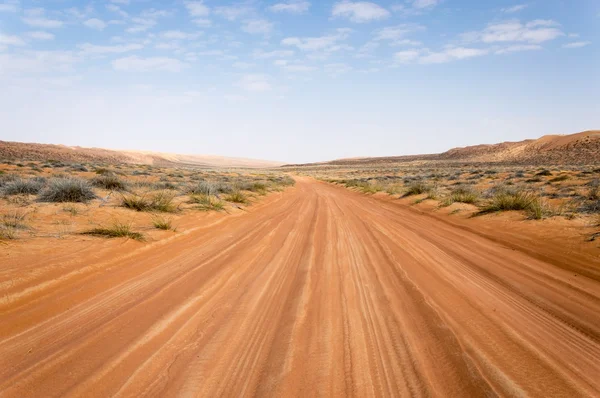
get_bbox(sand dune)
[287,130,600,167]
[0,141,283,169]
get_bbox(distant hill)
[285,130,600,167]
[0,141,284,169]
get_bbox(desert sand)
[1,177,599,396]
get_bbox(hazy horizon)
[1,0,598,163]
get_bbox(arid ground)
[1,132,600,397]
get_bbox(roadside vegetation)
[291,163,600,229]
[0,159,295,242]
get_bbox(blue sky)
[0,0,598,162]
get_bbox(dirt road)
[1,177,600,397]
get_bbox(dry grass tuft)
[82,221,144,241]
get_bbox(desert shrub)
[444,186,480,205]
[535,170,552,176]
[549,175,569,183]
[525,177,542,183]
[153,181,179,190]
[187,181,217,195]
[131,170,150,176]
[2,210,28,229]
[586,180,599,200]
[190,194,225,211]
[0,211,28,240]
[91,174,127,191]
[1,178,45,195]
[82,222,144,241]
[71,164,88,172]
[121,191,177,212]
[152,215,174,230]
[224,190,248,204]
[403,182,430,197]
[479,189,547,219]
[0,173,19,187]
[94,167,112,175]
[38,178,96,203]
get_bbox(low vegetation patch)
[443,186,479,206]
[403,182,431,197]
[121,191,177,213]
[1,178,45,196]
[189,194,225,211]
[478,189,548,219]
[224,190,248,204]
[152,215,174,230]
[38,178,96,203]
[82,222,144,241]
[91,174,127,191]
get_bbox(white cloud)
[253,49,295,58]
[269,1,311,14]
[0,0,19,12]
[79,43,144,55]
[215,5,252,21]
[107,4,128,18]
[325,63,352,76]
[282,28,351,51]
[411,0,440,9]
[282,64,317,72]
[419,47,488,64]
[192,18,211,27]
[0,34,25,46]
[332,1,390,23]
[495,44,541,54]
[112,56,188,72]
[184,1,210,17]
[22,8,63,29]
[0,51,78,75]
[26,31,54,40]
[224,94,247,102]
[84,18,107,30]
[462,20,563,44]
[373,24,424,44]
[160,30,202,40]
[238,74,271,91]
[502,4,528,13]
[242,19,274,35]
[232,62,255,69]
[562,41,591,49]
[394,50,420,63]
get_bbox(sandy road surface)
[1,177,600,397]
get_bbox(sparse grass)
[152,215,174,230]
[82,221,144,241]
[91,174,127,191]
[478,190,548,219]
[2,178,45,196]
[62,205,79,216]
[121,191,177,213]
[0,211,28,240]
[224,190,248,204]
[403,181,430,197]
[190,194,225,211]
[549,175,569,183]
[38,178,96,203]
[443,186,479,206]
